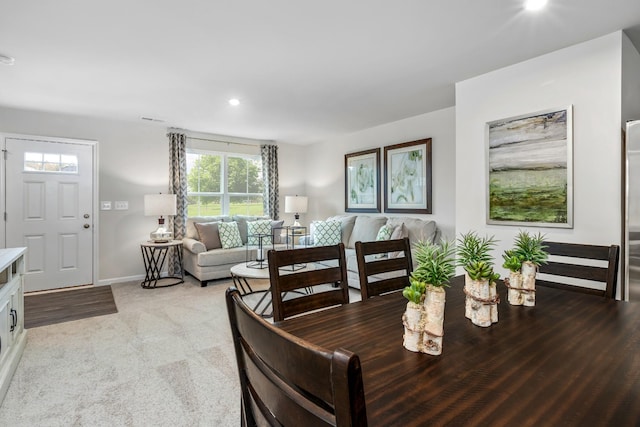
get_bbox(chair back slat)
[355,238,413,299]
[226,288,368,426]
[537,241,620,299]
[268,243,349,322]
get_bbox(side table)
[140,240,184,289]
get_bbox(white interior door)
[4,137,95,292]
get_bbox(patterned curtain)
[261,144,279,219]
[168,131,187,275]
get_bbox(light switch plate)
[114,201,128,210]
[100,201,112,210]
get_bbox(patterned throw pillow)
[247,220,273,245]
[376,224,394,241]
[313,220,341,246]
[218,221,244,249]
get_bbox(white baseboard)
[97,274,145,286]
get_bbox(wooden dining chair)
[225,287,368,427]
[355,237,413,300]
[537,241,620,299]
[267,243,350,322]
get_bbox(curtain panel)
[261,144,279,220]
[168,131,187,275]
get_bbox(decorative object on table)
[246,233,272,269]
[457,232,500,327]
[486,106,573,228]
[384,138,432,214]
[402,240,455,355]
[502,231,548,306]
[144,193,177,242]
[284,195,308,226]
[345,148,380,213]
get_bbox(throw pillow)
[194,222,222,250]
[271,220,285,244]
[389,223,409,258]
[218,221,244,249]
[376,224,394,241]
[247,220,273,245]
[313,220,341,246]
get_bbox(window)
[186,149,264,217]
[24,152,78,173]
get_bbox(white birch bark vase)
[464,273,499,327]
[422,286,445,356]
[507,271,524,305]
[402,301,424,352]
[521,261,537,306]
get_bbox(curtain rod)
[186,136,264,147]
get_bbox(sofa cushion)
[386,217,437,245]
[347,216,388,248]
[388,223,410,258]
[186,216,231,239]
[197,246,247,266]
[313,220,342,246]
[247,219,273,245]
[232,215,270,244]
[194,222,222,250]
[219,221,244,249]
[271,220,285,244]
[326,215,357,246]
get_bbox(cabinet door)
[0,299,10,364]
[9,280,24,337]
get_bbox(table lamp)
[144,194,177,242]
[285,195,308,227]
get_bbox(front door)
[4,136,95,292]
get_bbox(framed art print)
[384,138,432,214]
[345,148,380,213]
[486,106,573,228]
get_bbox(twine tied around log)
[402,313,443,337]
[463,286,500,309]
[503,277,536,293]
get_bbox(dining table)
[275,275,640,426]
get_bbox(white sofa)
[302,214,440,289]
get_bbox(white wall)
[303,107,456,240]
[0,107,303,284]
[622,32,640,124]
[455,32,625,278]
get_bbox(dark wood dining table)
[275,275,640,426]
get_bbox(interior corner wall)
[0,106,169,284]
[455,32,624,278]
[302,107,456,240]
[622,32,640,124]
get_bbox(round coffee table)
[230,262,316,318]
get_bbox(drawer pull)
[10,309,17,332]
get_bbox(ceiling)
[1,1,640,145]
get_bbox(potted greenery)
[502,231,548,306]
[402,240,455,355]
[457,231,500,327]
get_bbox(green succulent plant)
[456,231,500,281]
[502,231,549,272]
[402,240,456,303]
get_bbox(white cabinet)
[0,247,27,405]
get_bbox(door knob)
[84,214,90,219]
[84,224,90,229]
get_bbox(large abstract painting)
[345,148,380,213]
[384,138,432,214]
[487,106,573,228]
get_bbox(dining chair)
[355,237,413,300]
[537,241,620,299]
[267,243,350,322]
[225,287,368,427]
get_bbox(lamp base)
[150,228,173,243]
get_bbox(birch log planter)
[506,261,537,306]
[464,273,499,327]
[402,286,446,355]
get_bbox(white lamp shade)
[285,196,308,214]
[144,194,177,216]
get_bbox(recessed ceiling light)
[229,98,240,106]
[0,54,15,66]
[525,0,548,11]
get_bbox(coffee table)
[230,262,316,318]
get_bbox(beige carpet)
[0,276,241,426]
[0,276,362,426]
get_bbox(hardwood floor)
[24,285,118,328]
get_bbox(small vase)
[402,301,423,353]
[464,273,499,327]
[422,286,445,356]
[521,261,537,306]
